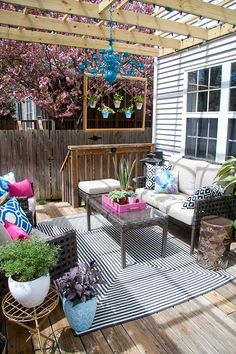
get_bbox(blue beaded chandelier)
[78,6,144,85]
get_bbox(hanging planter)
[119,104,134,119]
[89,100,97,109]
[87,93,100,109]
[98,104,115,119]
[113,92,123,109]
[125,110,132,119]
[134,95,144,110]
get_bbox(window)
[185,118,218,160]
[229,62,236,111]
[187,66,221,112]
[26,97,33,120]
[227,119,236,156]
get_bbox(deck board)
[2,201,236,354]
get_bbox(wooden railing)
[60,143,155,207]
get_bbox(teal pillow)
[155,170,178,194]
[0,177,10,196]
[0,197,32,234]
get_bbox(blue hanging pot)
[102,111,109,119]
[125,110,132,119]
[63,296,97,332]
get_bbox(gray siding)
[153,33,236,161]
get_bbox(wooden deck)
[1,201,236,354]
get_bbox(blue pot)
[63,296,97,332]
[102,112,109,119]
[125,111,132,119]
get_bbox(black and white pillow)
[145,163,172,190]
[182,184,224,209]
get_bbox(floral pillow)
[155,170,178,194]
[145,163,172,190]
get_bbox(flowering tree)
[0,1,154,121]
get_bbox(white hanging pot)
[135,102,143,110]
[89,101,97,108]
[114,100,121,108]
[8,274,50,308]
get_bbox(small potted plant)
[127,190,137,204]
[113,92,123,108]
[0,236,59,308]
[97,104,115,119]
[108,190,128,205]
[87,93,100,108]
[119,104,134,119]
[59,261,103,332]
[134,95,144,110]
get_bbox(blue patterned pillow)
[145,163,172,190]
[0,197,32,234]
[0,177,10,196]
[155,170,178,194]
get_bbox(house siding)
[153,33,236,162]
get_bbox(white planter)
[135,102,143,110]
[114,100,121,108]
[8,274,50,308]
[89,101,97,108]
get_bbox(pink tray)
[102,194,146,213]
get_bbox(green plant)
[134,95,144,103]
[0,236,59,282]
[97,104,115,114]
[87,93,100,104]
[108,190,127,202]
[112,156,136,191]
[118,104,134,113]
[113,92,123,102]
[214,156,236,194]
[59,261,103,305]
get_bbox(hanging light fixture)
[78,6,144,85]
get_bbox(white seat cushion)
[78,178,120,195]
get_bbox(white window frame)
[181,61,236,162]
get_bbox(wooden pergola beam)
[0,10,181,49]
[1,0,208,39]
[116,0,129,10]
[0,26,159,57]
[139,0,236,26]
[98,0,117,14]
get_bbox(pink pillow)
[8,177,34,197]
[4,221,32,241]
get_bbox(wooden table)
[2,286,59,353]
[87,195,168,268]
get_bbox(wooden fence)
[60,143,155,207]
[0,129,152,201]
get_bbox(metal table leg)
[120,231,126,268]
[161,224,168,257]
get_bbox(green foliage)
[87,93,100,104]
[112,156,136,191]
[0,237,59,282]
[214,156,236,194]
[108,190,127,202]
[118,104,134,113]
[134,95,144,103]
[113,92,123,101]
[97,103,115,113]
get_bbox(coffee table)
[87,195,168,268]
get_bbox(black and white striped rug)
[37,216,235,336]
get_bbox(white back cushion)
[169,155,197,195]
[195,161,222,190]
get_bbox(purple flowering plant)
[59,261,104,306]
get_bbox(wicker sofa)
[135,155,236,253]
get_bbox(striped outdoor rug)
[37,217,235,336]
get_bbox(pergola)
[0,0,235,58]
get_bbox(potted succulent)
[134,95,144,110]
[214,156,236,194]
[108,190,128,205]
[87,93,100,108]
[97,104,115,119]
[0,236,59,308]
[113,92,123,108]
[59,261,103,332]
[119,104,134,119]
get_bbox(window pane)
[209,90,221,111]
[188,71,197,91]
[210,66,222,89]
[228,119,236,140]
[187,92,196,112]
[198,119,208,137]
[186,137,196,156]
[198,91,208,112]
[209,119,218,138]
[228,142,236,157]
[229,88,236,111]
[207,140,216,160]
[231,62,236,87]
[198,69,209,90]
[186,118,197,136]
[197,138,207,158]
